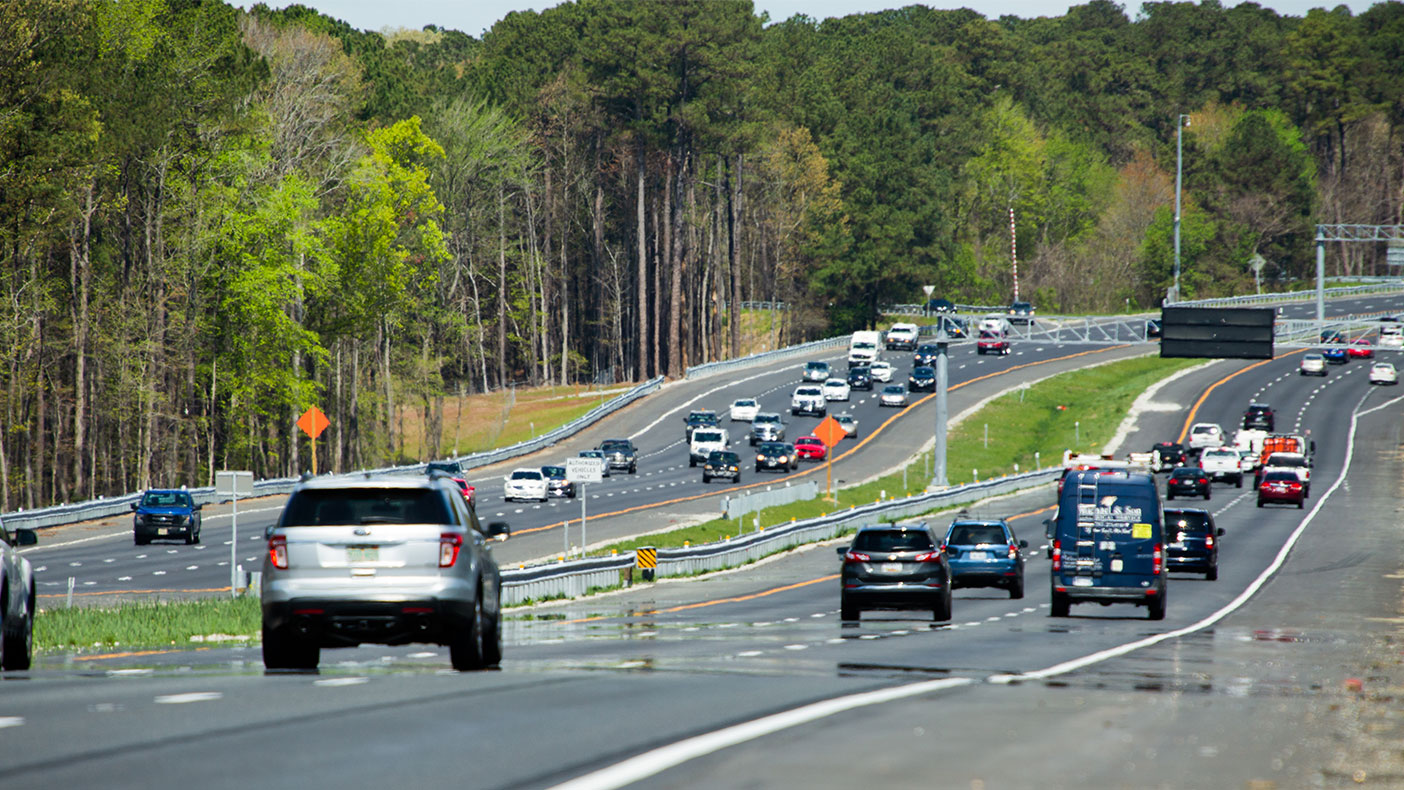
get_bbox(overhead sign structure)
[1159,306,1274,360]
[296,407,331,475]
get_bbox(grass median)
[37,596,261,654]
[592,353,1200,558]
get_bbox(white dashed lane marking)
[154,692,223,704]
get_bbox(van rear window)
[853,530,934,552]
[1166,511,1210,533]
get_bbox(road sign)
[215,470,253,496]
[297,407,330,439]
[566,457,604,483]
[813,416,846,450]
[922,284,935,298]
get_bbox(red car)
[1256,470,1305,509]
[1347,339,1374,359]
[977,330,1011,356]
[452,477,477,507]
[794,436,827,461]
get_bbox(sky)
[240,0,1371,37]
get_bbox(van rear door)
[1069,477,1162,588]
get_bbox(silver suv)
[1,521,38,670]
[261,474,510,671]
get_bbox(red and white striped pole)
[1010,206,1019,302]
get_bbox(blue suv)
[944,518,1027,599]
[132,489,203,545]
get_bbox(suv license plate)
[347,547,379,563]
[158,528,169,535]
[968,551,988,560]
[1072,577,1094,587]
[881,563,902,573]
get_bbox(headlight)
[779,455,789,463]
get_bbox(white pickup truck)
[1198,446,1244,487]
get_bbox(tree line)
[1,0,1401,511]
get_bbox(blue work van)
[1046,470,1167,620]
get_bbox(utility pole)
[1173,114,1190,303]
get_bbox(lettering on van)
[1076,504,1144,524]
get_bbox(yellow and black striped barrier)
[637,546,657,581]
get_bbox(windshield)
[709,452,739,464]
[806,362,827,371]
[511,470,542,480]
[884,385,904,394]
[754,414,780,424]
[912,367,933,376]
[541,467,565,479]
[979,330,1000,339]
[759,443,788,454]
[693,431,723,443]
[141,491,191,508]
[853,530,934,552]
[734,399,756,408]
[796,387,821,396]
[601,440,631,451]
[282,489,450,527]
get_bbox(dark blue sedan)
[1322,345,1348,364]
[943,518,1026,599]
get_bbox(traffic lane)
[23,342,1144,597]
[659,371,1404,790]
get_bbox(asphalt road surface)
[4,295,1404,789]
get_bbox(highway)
[4,293,1403,789]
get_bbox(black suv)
[683,410,719,441]
[702,450,742,483]
[925,298,955,314]
[1166,466,1210,500]
[598,438,638,473]
[847,365,873,391]
[1165,508,1223,580]
[1007,301,1035,325]
[838,524,952,621]
[755,441,797,473]
[1242,403,1274,431]
[938,315,968,338]
[913,344,940,366]
[1150,441,1188,472]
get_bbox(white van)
[689,427,730,467]
[849,330,882,365]
[1380,324,1402,349]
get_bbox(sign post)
[921,284,935,315]
[565,457,604,555]
[296,407,330,475]
[813,416,847,502]
[216,470,253,596]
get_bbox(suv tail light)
[914,550,942,562]
[1051,539,1062,571]
[269,535,288,569]
[844,551,870,563]
[1008,543,1019,559]
[1152,543,1163,575]
[440,533,463,567]
[1204,533,1215,549]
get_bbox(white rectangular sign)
[565,457,604,484]
[216,470,254,497]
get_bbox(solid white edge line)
[989,388,1404,685]
[546,677,972,790]
[21,505,285,554]
[629,360,838,441]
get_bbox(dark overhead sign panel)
[1159,306,1275,359]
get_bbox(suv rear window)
[282,489,451,527]
[946,523,1007,545]
[853,529,934,552]
[1166,511,1210,533]
[693,431,723,443]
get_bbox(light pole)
[1172,114,1190,303]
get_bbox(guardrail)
[684,335,848,380]
[4,377,665,532]
[500,467,1059,606]
[723,480,820,519]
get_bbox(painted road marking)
[154,692,223,704]
[0,717,25,729]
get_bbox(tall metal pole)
[1173,114,1187,303]
[931,328,949,488]
[1315,227,1326,322]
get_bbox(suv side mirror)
[15,528,36,546]
[130,502,139,512]
[1217,527,1226,536]
[487,521,511,541]
[1018,539,1028,549]
[835,546,849,557]
[194,504,203,511]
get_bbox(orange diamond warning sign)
[813,415,846,449]
[297,406,330,440]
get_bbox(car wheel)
[1166,492,1174,500]
[702,473,710,483]
[1256,498,1264,507]
[1147,593,1166,621]
[1297,498,1304,509]
[755,466,762,473]
[480,599,503,668]
[1,595,34,671]
[840,599,860,621]
[1009,575,1025,600]
[134,535,148,546]
[933,591,953,622]
[1050,592,1070,618]
[1235,476,1242,488]
[1203,490,1211,501]
[262,625,318,670]
[630,464,637,474]
[193,529,201,545]
[450,595,488,671]
[1206,565,1218,581]
[185,530,196,545]
[689,458,696,468]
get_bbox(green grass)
[37,597,261,653]
[593,354,1200,558]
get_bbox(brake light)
[440,532,463,567]
[844,551,870,563]
[1204,533,1215,549]
[914,549,943,562]
[1152,543,1163,575]
[1199,478,1208,485]
[1008,543,1018,559]
[268,535,288,569]
[1051,539,1062,571]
